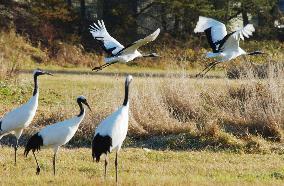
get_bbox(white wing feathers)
[118,28,160,55]
[221,24,255,51]
[90,20,124,55]
[232,24,255,41]
[194,16,227,43]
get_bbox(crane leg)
[53,153,56,176]
[196,62,219,77]
[14,138,18,165]
[195,62,215,77]
[14,129,23,165]
[104,154,108,179]
[92,62,117,72]
[32,151,41,175]
[115,152,118,183]
[202,62,219,77]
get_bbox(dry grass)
[0,61,283,152]
[0,29,283,151]
[0,30,43,79]
[51,42,100,68]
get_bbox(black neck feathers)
[77,100,85,117]
[33,74,38,96]
[0,121,2,131]
[123,81,129,106]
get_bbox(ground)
[0,147,284,185]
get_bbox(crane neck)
[33,74,39,96]
[77,100,85,117]
[123,81,129,106]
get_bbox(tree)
[97,0,138,43]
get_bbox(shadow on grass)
[1,132,282,154]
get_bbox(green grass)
[0,147,284,185]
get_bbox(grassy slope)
[0,147,284,185]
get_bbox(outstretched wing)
[194,16,227,52]
[219,24,255,52]
[90,20,124,56]
[117,28,160,55]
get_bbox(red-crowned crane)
[24,96,91,175]
[0,69,53,164]
[92,75,133,183]
[194,16,265,77]
[90,20,160,71]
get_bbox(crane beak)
[84,102,92,111]
[44,71,54,76]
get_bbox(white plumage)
[90,20,124,56]
[194,16,228,44]
[92,75,133,183]
[0,69,52,164]
[194,16,264,76]
[40,113,85,149]
[194,16,256,62]
[90,20,160,71]
[95,102,129,152]
[24,95,91,175]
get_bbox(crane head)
[126,75,133,85]
[33,69,53,76]
[77,95,92,111]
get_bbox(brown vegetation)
[2,61,278,152]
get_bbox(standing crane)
[92,75,133,183]
[24,96,91,175]
[0,69,53,164]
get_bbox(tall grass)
[129,62,284,142]
[0,30,46,79]
[2,62,277,151]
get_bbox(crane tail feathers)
[24,133,43,157]
[92,134,112,162]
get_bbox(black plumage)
[92,134,112,162]
[204,27,235,53]
[94,36,116,56]
[204,27,218,53]
[24,132,43,157]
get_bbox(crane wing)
[219,24,255,52]
[194,16,227,52]
[90,20,125,56]
[117,28,160,55]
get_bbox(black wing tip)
[92,134,112,163]
[24,132,43,157]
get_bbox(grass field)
[0,67,283,185]
[0,68,283,149]
[1,147,284,185]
